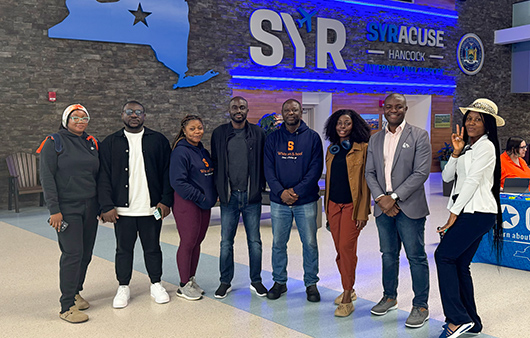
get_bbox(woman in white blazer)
[436,99,504,338]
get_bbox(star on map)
[129,3,152,27]
[48,0,219,89]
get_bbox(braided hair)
[171,114,203,150]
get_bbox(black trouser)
[57,197,99,313]
[114,215,163,285]
[435,212,495,329]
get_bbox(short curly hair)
[324,109,370,145]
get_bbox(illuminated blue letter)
[366,22,378,42]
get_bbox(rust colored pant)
[328,200,361,291]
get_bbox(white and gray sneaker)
[176,281,202,301]
[189,276,205,295]
[113,285,130,308]
[150,282,170,304]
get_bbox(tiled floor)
[1,173,528,337]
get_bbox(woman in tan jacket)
[324,109,371,317]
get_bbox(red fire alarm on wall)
[379,100,384,107]
[48,92,56,102]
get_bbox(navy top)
[170,139,217,210]
[264,121,324,205]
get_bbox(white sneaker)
[190,276,205,295]
[113,285,130,308]
[150,282,170,304]
[176,281,202,301]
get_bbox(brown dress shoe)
[59,306,89,323]
[334,302,355,317]
[75,294,90,310]
[334,290,357,305]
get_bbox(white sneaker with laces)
[151,282,170,304]
[113,285,130,308]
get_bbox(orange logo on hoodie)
[288,141,294,151]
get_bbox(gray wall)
[455,0,530,149]
[0,0,236,208]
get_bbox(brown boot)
[334,302,355,317]
[334,289,357,305]
[59,306,89,323]
[75,294,90,310]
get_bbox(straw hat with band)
[459,98,505,127]
[62,104,89,128]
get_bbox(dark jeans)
[57,197,99,312]
[219,190,262,284]
[376,212,429,308]
[435,212,495,328]
[114,215,163,285]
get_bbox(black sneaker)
[266,282,287,300]
[214,283,232,299]
[306,285,320,302]
[250,282,268,297]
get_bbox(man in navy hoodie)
[264,99,324,302]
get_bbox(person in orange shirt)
[500,136,530,189]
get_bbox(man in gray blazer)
[365,93,431,328]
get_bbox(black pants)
[114,215,163,285]
[57,197,99,313]
[435,212,495,329]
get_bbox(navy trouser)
[114,215,163,285]
[435,212,495,329]
[57,197,99,313]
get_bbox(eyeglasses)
[124,109,145,116]
[70,116,90,123]
[519,145,528,150]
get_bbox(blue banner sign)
[473,194,530,271]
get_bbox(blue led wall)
[228,0,458,95]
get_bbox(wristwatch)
[390,192,399,201]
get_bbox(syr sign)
[249,9,347,70]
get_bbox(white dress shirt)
[442,134,497,215]
[383,119,406,193]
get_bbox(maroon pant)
[172,191,211,283]
[328,200,361,291]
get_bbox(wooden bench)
[6,153,44,213]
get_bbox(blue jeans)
[219,191,262,284]
[270,200,319,287]
[376,212,429,308]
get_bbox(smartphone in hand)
[48,218,69,232]
[154,208,162,220]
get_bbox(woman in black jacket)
[38,104,99,323]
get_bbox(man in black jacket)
[210,96,268,298]
[98,100,173,308]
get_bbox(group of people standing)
[39,93,505,338]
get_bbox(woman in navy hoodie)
[170,115,217,301]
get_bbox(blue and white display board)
[473,194,530,271]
